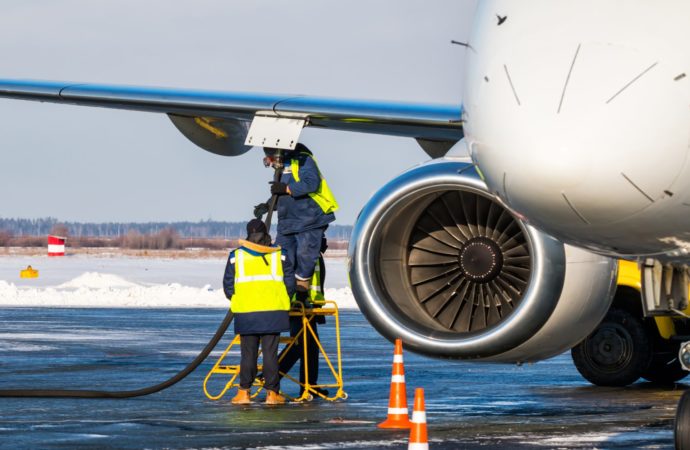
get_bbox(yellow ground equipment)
[203,300,346,402]
[19,265,39,279]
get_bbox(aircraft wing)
[0,79,463,157]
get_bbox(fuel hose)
[0,310,233,398]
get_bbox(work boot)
[265,390,286,405]
[231,388,251,405]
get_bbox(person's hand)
[270,181,289,195]
[253,203,269,218]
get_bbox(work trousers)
[239,333,280,393]
[278,317,320,391]
[276,227,325,281]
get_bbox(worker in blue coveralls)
[254,143,338,304]
[254,143,338,394]
[223,219,295,405]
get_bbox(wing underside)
[0,79,463,156]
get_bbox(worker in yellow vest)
[254,143,338,302]
[222,219,293,405]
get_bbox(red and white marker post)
[47,235,66,257]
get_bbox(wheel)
[642,339,689,384]
[571,308,651,386]
[675,390,690,450]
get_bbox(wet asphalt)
[0,308,684,449]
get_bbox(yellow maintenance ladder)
[203,299,346,402]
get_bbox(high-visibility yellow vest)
[309,262,325,302]
[290,154,339,214]
[230,247,290,313]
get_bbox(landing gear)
[642,339,689,384]
[571,308,651,386]
[676,390,690,450]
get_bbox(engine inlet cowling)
[349,159,617,361]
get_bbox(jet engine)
[349,159,618,362]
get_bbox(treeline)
[0,218,352,250]
[0,229,232,250]
[0,218,352,241]
[1,218,246,239]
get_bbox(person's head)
[294,143,312,155]
[262,147,282,168]
[263,147,280,157]
[245,218,271,246]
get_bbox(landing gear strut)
[642,339,688,384]
[571,308,651,386]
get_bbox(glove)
[295,286,310,304]
[270,181,289,195]
[253,202,269,219]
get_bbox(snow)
[57,272,140,289]
[0,256,359,309]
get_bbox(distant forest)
[0,218,352,240]
[0,218,352,249]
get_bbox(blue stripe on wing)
[0,79,464,150]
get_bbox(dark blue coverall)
[275,150,335,285]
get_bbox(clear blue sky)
[0,1,476,224]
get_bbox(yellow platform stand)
[203,300,347,402]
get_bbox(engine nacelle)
[349,159,618,362]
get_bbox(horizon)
[0,217,353,240]
[0,216,356,226]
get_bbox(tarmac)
[0,307,684,449]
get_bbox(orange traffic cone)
[378,338,411,429]
[408,388,428,450]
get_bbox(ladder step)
[211,365,240,374]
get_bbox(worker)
[254,143,338,302]
[222,219,293,405]
[255,144,337,395]
[277,236,329,397]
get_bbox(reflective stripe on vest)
[291,155,339,214]
[310,262,325,301]
[231,248,290,313]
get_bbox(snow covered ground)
[0,255,358,309]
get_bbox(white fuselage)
[462,0,690,261]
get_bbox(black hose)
[0,310,233,398]
[0,153,286,399]
[264,162,284,232]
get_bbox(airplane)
[1,0,690,445]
